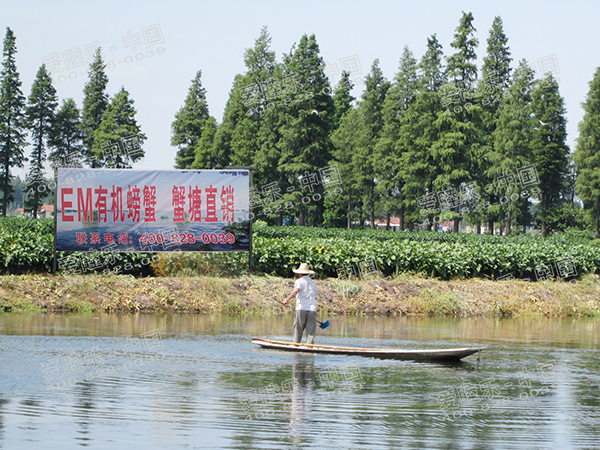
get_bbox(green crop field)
[252,225,600,279]
[1,218,599,280]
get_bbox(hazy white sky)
[3,0,600,178]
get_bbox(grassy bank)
[1,273,600,318]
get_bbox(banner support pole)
[52,167,58,275]
[226,166,255,273]
[249,167,254,273]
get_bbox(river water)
[0,313,599,449]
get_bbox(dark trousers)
[293,310,317,344]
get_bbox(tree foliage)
[24,64,57,215]
[0,15,593,238]
[0,27,27,217]
[93,86,146,168]
[81,47,109,168]
[171,70,211,169]
[574,66,600,237]
[157,15,583,236]
[530,75,570,237]
[48,98,84,169]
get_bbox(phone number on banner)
[139,232,236,245]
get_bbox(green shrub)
[551,228,595,245]
[0,218,54,273]
[0,217,53,234]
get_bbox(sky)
[2,0,600,179]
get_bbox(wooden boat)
[252,338,485,361]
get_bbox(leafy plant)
[2,219,599,281]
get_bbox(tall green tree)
[400,34,447,231]
[209,27,282,222]
[330,107,366,228]
[171,70,210,169]
[48,98,84,168]
[24,64,57,215]
[81,47,109,168]
[376,47,419,229]
[478,16,512,234]
[355,59,389,228]
[530,74,569,237]
[276,34,334,226]
[0,27,27,217]
[213,27,277,174]
[574,66,600,237]
[433,11,481,232]
[489,60,535,235]
[241,27,286,224]
[323,72,355,227]
[93,86,146,168]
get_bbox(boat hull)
[252,338,484,361]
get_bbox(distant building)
[440,221,453,232]
[373,217,401,231]
[12,205,54,219]
[39,205,54,219]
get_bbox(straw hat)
[292,263,315,275]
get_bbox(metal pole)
[52,167,58,275]
[225,166,255,274]
[248,167,253,273]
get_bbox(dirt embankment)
[1,274,599,317]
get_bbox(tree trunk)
[506,206,512,235]
[298,205,304,227]
[386,213,390,230]
[347,190,352,229]
[453,206,460,233]
[359,202,364,227]
[34,138,43,217]
[596,195,600,238]
[370,187,375,229]
[2,163,9,217]
[476,222,481,234]
[541,193,548,237]
[488,219,494,235]
[2,150,7,216]
[399,206,404,231]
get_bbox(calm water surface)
[0,314,599,449]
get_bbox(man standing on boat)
[283,263,317,344]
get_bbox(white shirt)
[294,275,317,312]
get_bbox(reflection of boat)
[252,338,485,361]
